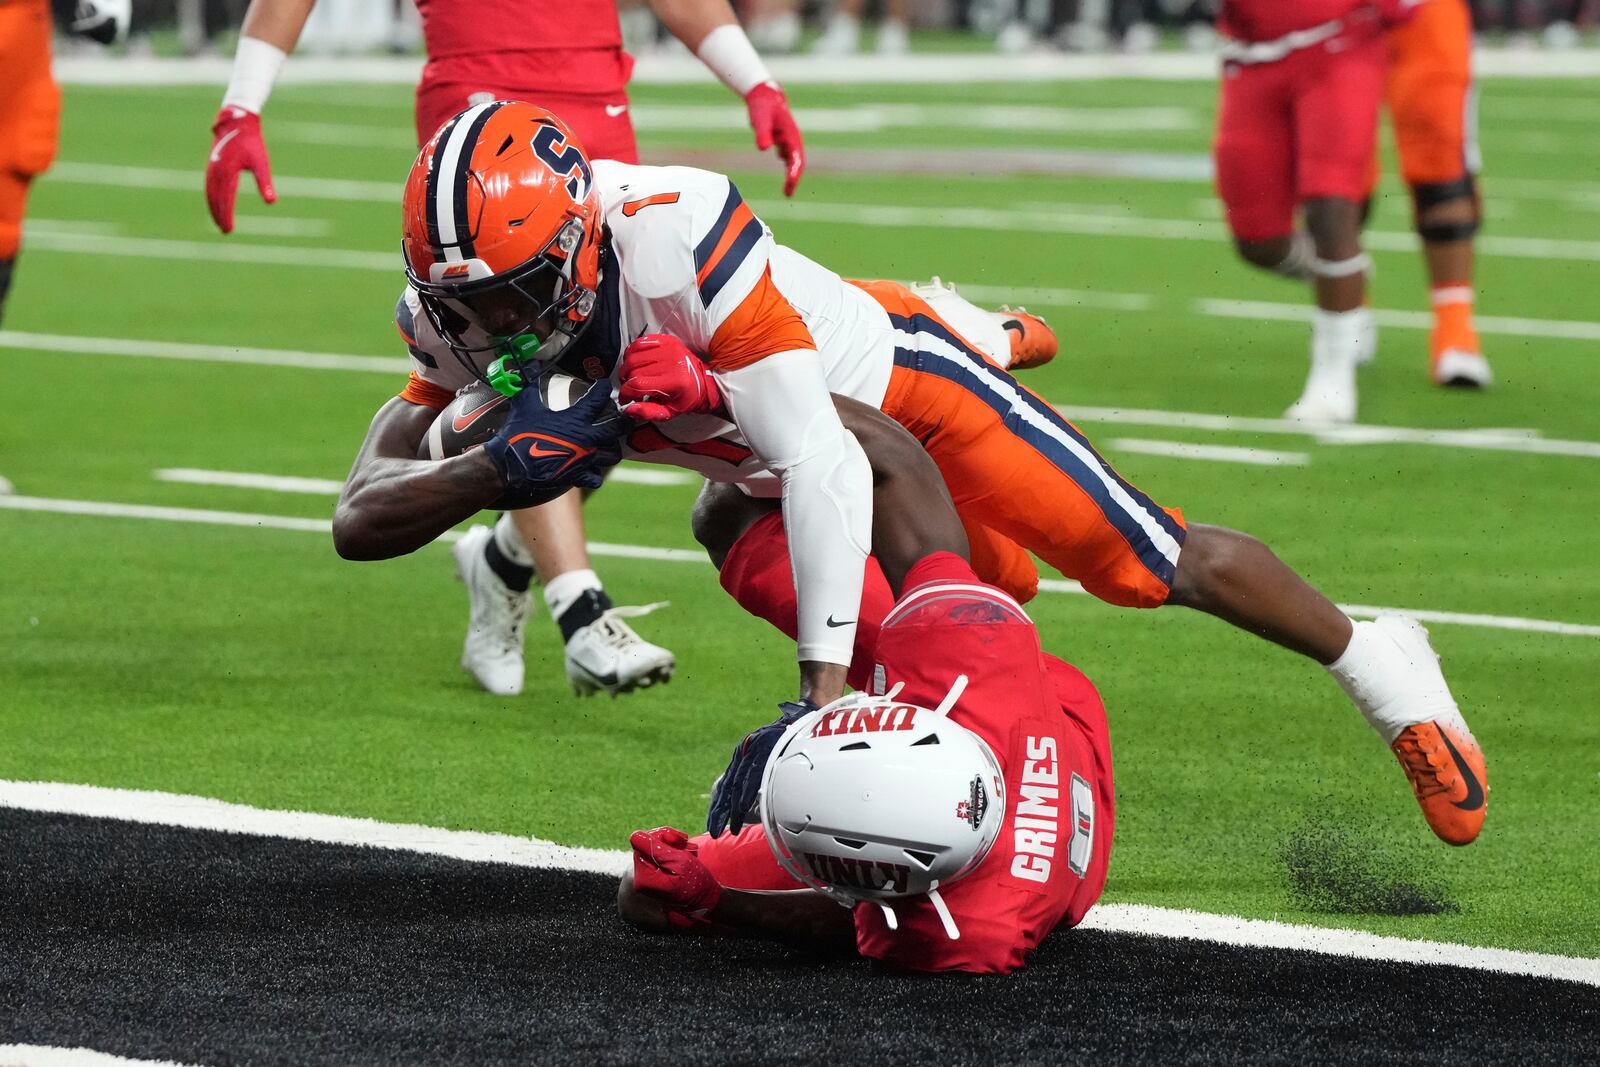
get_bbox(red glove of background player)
[617,334,723,422]
[745,83,805,198]
[630,826,722,928]
[206,106,276,234]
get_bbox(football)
[418,372,589,461]
[419,372,592,511]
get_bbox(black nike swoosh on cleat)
[1003,318,1024,336]
[1439,731,1486,811]
[826,616,855,628]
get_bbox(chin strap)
[931,674,969,718]
[927,882,961,941]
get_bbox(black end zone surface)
[2,809,1595,1066]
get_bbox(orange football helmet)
[402,101,604,390]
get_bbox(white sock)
[544,568,603,620]
[1325,618,1458,745]
[492,512,534,568]
[1311,307,1370,365]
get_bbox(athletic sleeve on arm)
[399,371,455,411]
[716,349,872,667]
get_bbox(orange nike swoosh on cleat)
[452,397,506,433]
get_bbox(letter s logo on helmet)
[400,101,604,386]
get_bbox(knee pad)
[1411,174,1477,212]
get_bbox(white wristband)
[694,23,776,98]
[222,36,288,115]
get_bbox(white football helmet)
[759,678,1005,940]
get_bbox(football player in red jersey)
[1212,0,1415,424]
[619,400,1113,975]
[207,0,805,699]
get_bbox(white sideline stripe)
[2,779,1596,988]
[228,215,334,238]
[0,496,706,564]
[7,329,1600,461]
[0,1046,201,1067]
[0,780,629,876]
[3,494,1598,638]
[153,466,692,494]
[1076,905,1600,988]
[1197,297,1600,344]
[1110,437,1309,466]
[36,164,1600,266]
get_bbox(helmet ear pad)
[759,696,1007,906]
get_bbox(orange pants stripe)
[853,279,1186,609]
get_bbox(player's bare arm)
[332,398,503,561]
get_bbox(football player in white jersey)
[334,101,1487,846]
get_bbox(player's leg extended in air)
[1212,18,1388,424]
[673,278,1486,846]
[1381,0,1490,388]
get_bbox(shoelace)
[591,602,669,649]
[1393,731,1453,800]
[493,586,529,655]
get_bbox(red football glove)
[206,106,276,234]
[630,826,722,928]
[617,334,722,422]
[745,82,805,198]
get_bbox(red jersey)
[693,553,1115,975]
[849,553,1114,974]
[415,0,629,95]
[1217,0,1371,43]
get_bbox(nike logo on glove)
[605,104,628,117]
[507,431,595,476]
[1440,732,1486,811]
[210,128,240,163]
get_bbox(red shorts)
[415,51,638,162]
[1213,26,1388,241]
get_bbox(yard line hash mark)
[2,494,1597,639]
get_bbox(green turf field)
[2,72,1597,960]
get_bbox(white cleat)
[1285,311,1367,424]
[452,524,532,697]
[1432,348,1493,389]
[565,604,676,697]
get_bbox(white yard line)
[1109,437,1309,466]
[228,215,334,238]
[36,164,1600,263]
[0,1047,202,1067]
[3,494,1597,638]
[7,329,1600,460]
[154,466,691,493]
[1197,297,1600,343]
[48,49,1600,86]
[2,779,1595,987]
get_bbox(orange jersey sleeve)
[706,267,816,373]
[398,371,455,411]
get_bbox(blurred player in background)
[1379,0,1491,388]
[206,0,806,699]
[0,0,126,327]
[1212,0,1400,424]
[621,401,1113,975]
